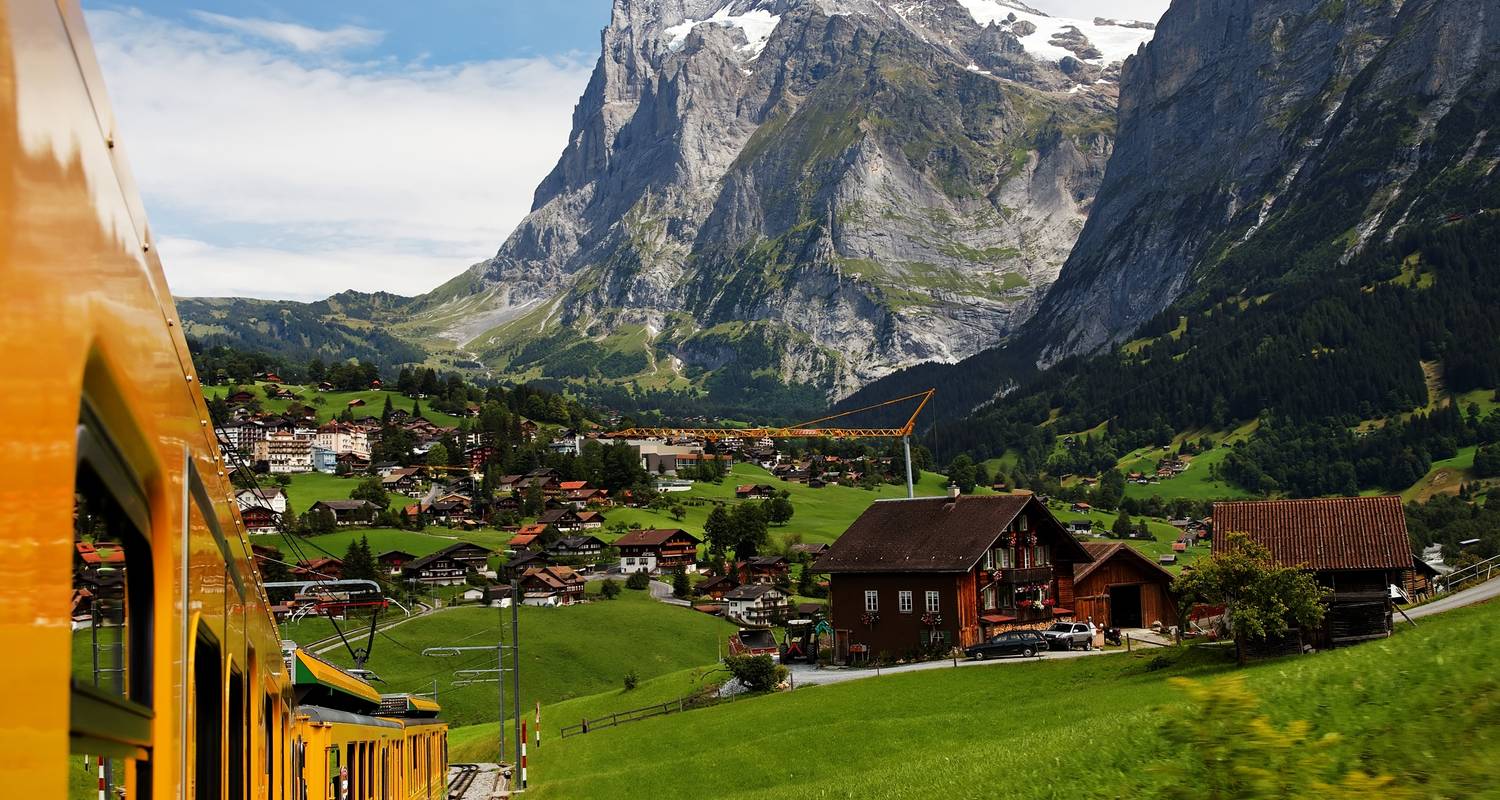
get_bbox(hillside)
[508,600,1500,798]
[294,588,736,728]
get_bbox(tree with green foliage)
[669,504,686,521]
[730,502,769,558]
[946,454,978,494]
[380,395,394,423]
[1096,468,1125,510]
[703,505,735,556]
[411,398,424,419]
[426,442,449,468]
[599,579,621,600]
[350,476,389,509]
[672,570,691,599]
[625,571,650,590]
[341,535,378,582]
[764,494,794,526]
[255,546,291,583]
[1172,532,1330,664]
[1111,509,1134,538]
[522,483,546,517]
[1476,444,1500,478]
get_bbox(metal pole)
[903,435,914,499]
[511,580,522,779]
[496,633,505,763]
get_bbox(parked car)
[1042,621,1096,650]
[965,630,1048,660]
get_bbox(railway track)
[448,763,480,799]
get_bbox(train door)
[325,746,340,800]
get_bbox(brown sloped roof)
[1211,496,1411,571]
[816,494,1092,573]
[1073,542,1176,584]
[614,528,701,547]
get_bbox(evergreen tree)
[672,570,691,599]
[1111,510,1134,538]
[703,505,735,556]
[380,395,394,423]
[341,536,378,582]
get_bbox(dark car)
[965,630,1048,660]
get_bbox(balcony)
[985,567,1053,585]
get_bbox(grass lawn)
[518,601,1500,799]
[1402,445,1478,503]
[204,382,464,427]
[313,588,735,728]
[588,463,965,546]
[278,471,417,516]
[1121,444,1253,502]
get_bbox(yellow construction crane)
[605,389,936,497]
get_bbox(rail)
[1436,553,1500,594]
[447,763,479,800]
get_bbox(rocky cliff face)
[1030,0,1500,363]
[416,0,1163,399]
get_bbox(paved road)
[787,645,1118,687]
[1406,577,1500,620]
[649,579,691,607]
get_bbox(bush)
[723,655,786,693]
[623,670,639,691]
[625,572,651,590]
[599,579,621,600]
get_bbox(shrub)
[623,670,639,691]
[723,655,786,693]
[599,579,621,600]
[625,572,650,590]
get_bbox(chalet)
[347,398,366,408]
[483,584,515,608]
[293,557,342,581]
[401,542,493,585]
[536,508,585,533]
[1212,496,1413,649]
[428,493,473,524]
[520,566,586,606]
[241,505,277,534]
[576,510,606,530]
[227,390,257,405]
[614,529,701,574]
[817,491,1093,656]
[1066,520,1094,536]
[508,533,542,551]
[1071,542,1180,629]
[236,486,287,514]
[466,445,499,472]
[546,535,607,561]
[724,585,789,626]
[306,500,377,526]
[376,550,418,577]
[788,543,829,559]
[564,487,609,508]
[735,484,777,500]
[317,381,335,392]
[1071,502,1091,513]
[503,550,554,580]
[737,555,790,585]
[381,467,423,494]
[696,573,741,600]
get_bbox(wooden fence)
[558,697,690,739]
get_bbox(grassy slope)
[279,471,417,516]
[1402,444,1479,503]
[302,588,735,728]
[593,463,964,546]
[521,601,1500,799]
[204,381,463,427]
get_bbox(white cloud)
[188,11,383,54]
[85,8,595,299]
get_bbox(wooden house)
[737,555,790,585]
[401,542,493,585]
[614,528,701,574]
[1071,542,1179,629]
[816,492,1093,656]
[306,499,376,526]
[520,566,586,606]
[724,585,790,626]
[735,484,777,500]
[376,550,418,576]
[546,535,607,561]
[1212,496,1413,649]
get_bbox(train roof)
[288,646,383,713]
[300,705,403,730]
[378,693,442,718]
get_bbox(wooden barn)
[1071,542,1180,629]
[1212,496,1413,649]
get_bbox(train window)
[325,747,341,800]
[194,634,222,800]
[70,413,155,800]
[228,669,245,800]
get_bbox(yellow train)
[0,1,447,797]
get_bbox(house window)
[898,591,913,613]
[925,591,940,614]
[983,585,997,610]
[1019,514,1029,531]
[864,590,879,612]
[923,629,949,646]
[983,550,994,570]
[997,548,1012,569]
[1036,545,1050,566]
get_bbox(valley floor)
[506,600,1500,799]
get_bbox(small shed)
[1072,542,1180,629]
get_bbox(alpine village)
[80,0,1500,796]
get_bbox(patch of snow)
[664,4,783,60]
[965,62,981,72]
[956,0,1166,66]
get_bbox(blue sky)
[83,0,613,299]
[82,0,1166,300]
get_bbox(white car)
[1041,621,1096,650]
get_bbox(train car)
[0,2,446,798]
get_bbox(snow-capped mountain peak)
[956,0,1165,66]
[664,2,784,59]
